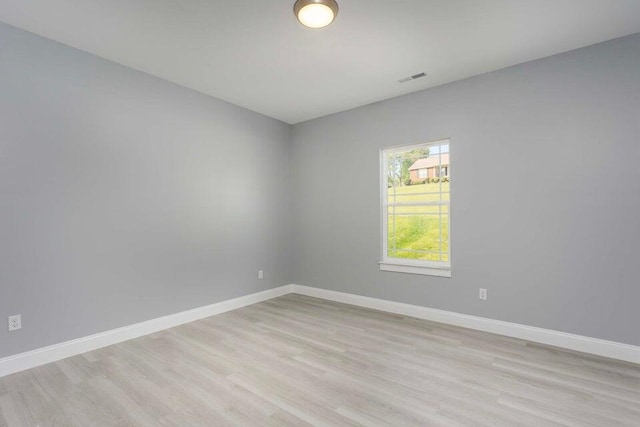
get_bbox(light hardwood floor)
[1,294,639,426]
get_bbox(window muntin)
[381,140,451,272]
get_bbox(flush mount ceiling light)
[294,0,339,29]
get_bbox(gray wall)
[0,22,291,358]
[290,34,640,346]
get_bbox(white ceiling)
[1,1,639,124]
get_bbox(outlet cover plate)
[8,314,21,331]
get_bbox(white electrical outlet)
[8,314,21,331]
[258,270,264,279]
[479,288,488,301]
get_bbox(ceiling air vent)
[398,72,427,83]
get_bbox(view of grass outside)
[387,182,450,262]
[384,141,450,264]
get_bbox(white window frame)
[379,139,452,277]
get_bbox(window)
[380,139,451,277]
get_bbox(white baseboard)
[2,283,637,378]
[0,285,293,378]
[290,284,640,365]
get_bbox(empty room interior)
[1,1,640,426]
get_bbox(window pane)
[387,212,449,262]
[386,151,450,198]
[388,182,450,204]
[383,140,451,268]
[388,205,449,215]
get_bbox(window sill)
[379,262,452,278]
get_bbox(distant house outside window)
[380,139,451,277]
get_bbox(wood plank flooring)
[1,294,639,426]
